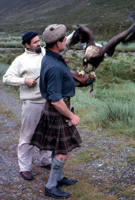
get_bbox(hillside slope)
[0,0,135,39]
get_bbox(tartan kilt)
[30,99,82,154]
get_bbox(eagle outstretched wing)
[66,22,135,71]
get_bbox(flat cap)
[22,31,38,45]
[42,24,66,44]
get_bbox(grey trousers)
[18,102,52,172]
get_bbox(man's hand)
[70,114,80,126]
[25,78,37,87]
[51,99,80,126]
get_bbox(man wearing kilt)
[30,24,82,199]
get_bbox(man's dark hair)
[46,36,65,48]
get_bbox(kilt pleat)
[30,100,82,154]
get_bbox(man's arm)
[3,58,37,87]
[51,99,80,126]
[3,59,25,86]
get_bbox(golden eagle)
[66,22,135,73]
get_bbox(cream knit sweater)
[3,47,45,103]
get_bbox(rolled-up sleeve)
[47,67,63,102]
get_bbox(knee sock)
[46,156,65,189]
[51,152,64,181]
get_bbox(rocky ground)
[1,86,135,200]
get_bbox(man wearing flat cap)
[30,24,82,199]
[3,31,52,180]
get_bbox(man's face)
[26,35,41,53]
[59,37,67,52]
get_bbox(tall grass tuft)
[72,81,135,137]
[106,100,135,127]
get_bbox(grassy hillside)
[0,0,135,39]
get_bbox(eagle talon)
[77,70,85,75]
[90,71,96,78]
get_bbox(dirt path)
[1,86,135,200]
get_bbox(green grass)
[71,81,135,136]
[0,48,23,64]
[0,33,45,48]
[0,0,135,40]
[68,148,105,165]
[0,62,20,97]
[64,182,118,200]
[0,63,9,77]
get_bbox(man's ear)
[25,43,30,49]
[56,41,60,48]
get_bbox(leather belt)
[64,97,70,100]
[63,97,70,102]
